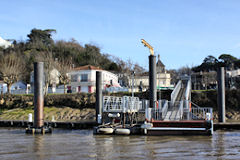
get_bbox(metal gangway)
[149,76,213,121]
[149,99,213,121]
[164,76,191,121]
[102,76,213,122]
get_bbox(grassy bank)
[0,107,95,122]
[0,89,239,122]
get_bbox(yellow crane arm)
[141,39,154,55]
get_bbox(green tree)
[53,39,84,62]
[218,54,238,69]
[27,28,56,45]
[192,55,218,72]
[27,28,56,51]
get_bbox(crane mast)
[141,39,154,55]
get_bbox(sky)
[1,0,240,70]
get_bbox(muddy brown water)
[0,128,239,160]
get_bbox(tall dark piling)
[217,67,225,123]
[26,62,52,134]
[149,55,157,108]
[34,62,44,128]
[96,71,102,124]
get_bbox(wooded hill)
[0,28,145,92]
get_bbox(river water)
[0,128,240,160]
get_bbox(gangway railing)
[123,96,140,113]
[184,79,191,100]
[139,100,149,112]
[190,101,213,120]
[103,96,213,122]
[151,100,169,120]
[171,80,182,104]
[191,107,213,120]
[103,96,140,113]
[175,101,183,120]
[103,96,123,113]
[161,100,169,119]
[150,100,212,121]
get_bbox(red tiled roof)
[72,65,102,71]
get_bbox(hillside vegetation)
[0,28,145,93]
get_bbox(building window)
[81,74,88,82]
[71,75,78,82]
[77,75,80,82]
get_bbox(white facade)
[30,68,60,86]
[0,81,27,94]
[0,36,12,49]
[227,69,240,77]
[67,65,120,93]
[49,68,60,85]
[131,72,172,92]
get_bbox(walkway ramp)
[146,76,213,135]
[162,76,190,121]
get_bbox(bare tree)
[177,66,192,76]
[56,57,72,94]
[0,52,26,93]
[133,63,146,74]
[34,51,56,95]
[126,58,134,73]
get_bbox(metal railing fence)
[103,96,140,113]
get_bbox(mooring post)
[34,62,44,128]
[96,71,102,124]
[217,67,226,123]
[149,55,157,108]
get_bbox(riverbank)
[0,107,95,122]
[1,106,240,123]
[0,89,239,122]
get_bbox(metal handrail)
[184,79,191,100]
[162,100,169,119]
[191,107,213,120]
[103,96,123,112]
[171,80,182,104]
[139,100,149,112]
[150,98,213,121]
[103,96,140,113]
[123,96,140,113]
[191,101,202,109]
[179,101,184,120]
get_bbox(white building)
[130,55,172,92]
[0,81,27,94]
[132,72,172,92]
[226,69,240,77]
[30,68,60,86]
[67,65,120,93]
[0,36,12,49]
